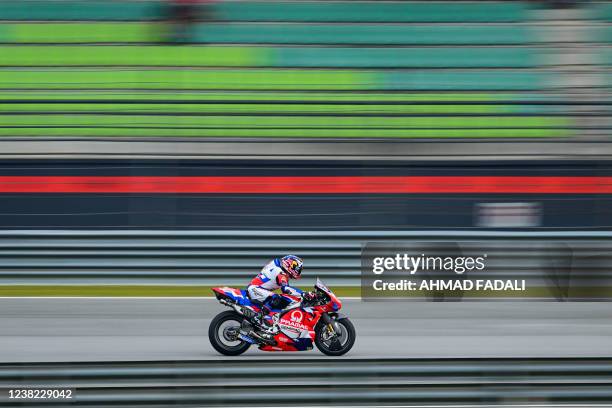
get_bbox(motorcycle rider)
[246,255,315,331]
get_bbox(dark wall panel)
[0,159,608,230]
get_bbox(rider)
[247,255,315,329]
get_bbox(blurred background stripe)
[1,0,609,140]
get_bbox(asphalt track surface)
[0,298,611,362]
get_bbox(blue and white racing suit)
[247,259,303,310]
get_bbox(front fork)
[321,312,342,336]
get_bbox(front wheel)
[208,311,251,356]
[315,317,355,356]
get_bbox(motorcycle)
[208,278,355,356]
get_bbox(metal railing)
[1,358,611,406]
[0,230,611,297]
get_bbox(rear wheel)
[315,317,355,356]
[208,311,251,356]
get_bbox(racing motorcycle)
[208,278,355,356]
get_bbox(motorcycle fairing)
[260,307,319,352]
[212,287,256,307]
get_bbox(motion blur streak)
[1,175,612,193]
[0,299,611,405]
[0,299,610,361]
[1,0,611,406]
[0,160,610,229]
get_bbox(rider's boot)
[258,312,274,329]
[253,309,276,343]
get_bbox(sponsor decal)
[289,310,303,323]
[279,309,309,330]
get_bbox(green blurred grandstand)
[0,0,609,138]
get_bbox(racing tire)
[208,311,251,356]
[315,317,355,356]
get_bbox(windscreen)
[315,278,331,293]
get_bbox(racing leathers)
[247,258,304,328]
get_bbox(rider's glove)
[302,291,316,302]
